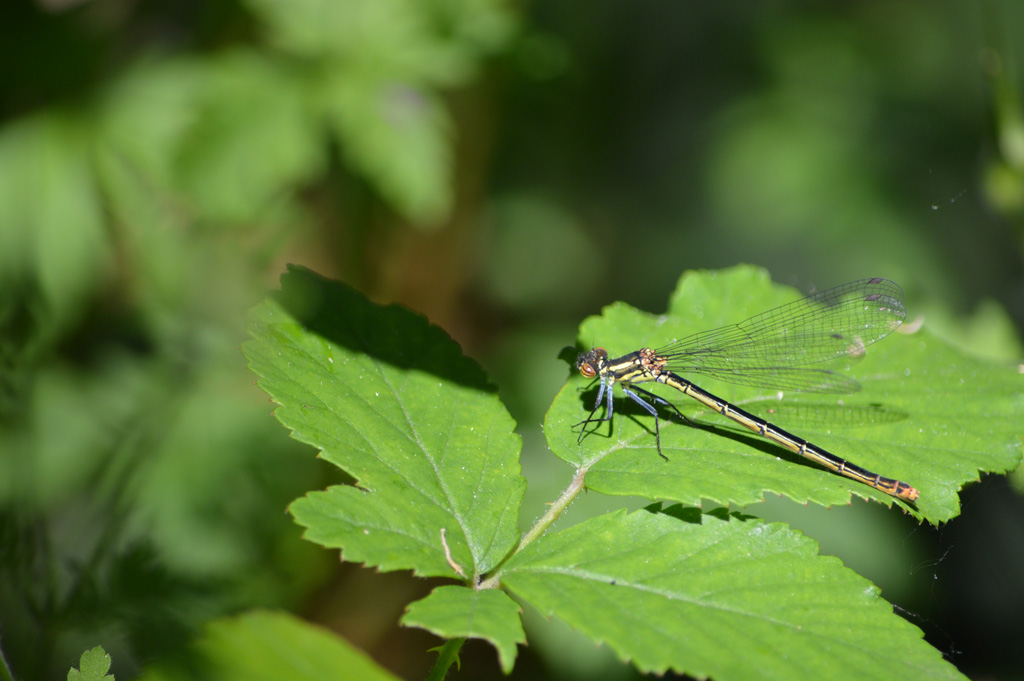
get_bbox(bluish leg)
[621,387,668,460]
[575,378,615,443]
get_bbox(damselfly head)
[575,348,608,378]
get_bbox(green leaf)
[402,585,525,674]
[243,265,526,579]
[500,505,964,681]
[174,51,322,223]
[137,610,399,681]
[67,646,114,681]
[0,112,109,331]
[322,73,453,225]
[242,0,519,225]
[244,0,515,84]
[96,53,322,226]
[547,266,1021,523]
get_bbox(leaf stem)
[425,637,465,681]
[478,465,589,589]
[0,642,13,681]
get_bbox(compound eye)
[578,363,596,378]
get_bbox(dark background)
[1,0,1022,679]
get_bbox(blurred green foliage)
[0,0,1021,679]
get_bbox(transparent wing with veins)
[653,278,906,394]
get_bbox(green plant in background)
[236,264,1019,680]
[0,0,519,677]
[67,619,406,681]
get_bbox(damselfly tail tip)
[898,485,920,503]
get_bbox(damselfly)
[574,278,919,502]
